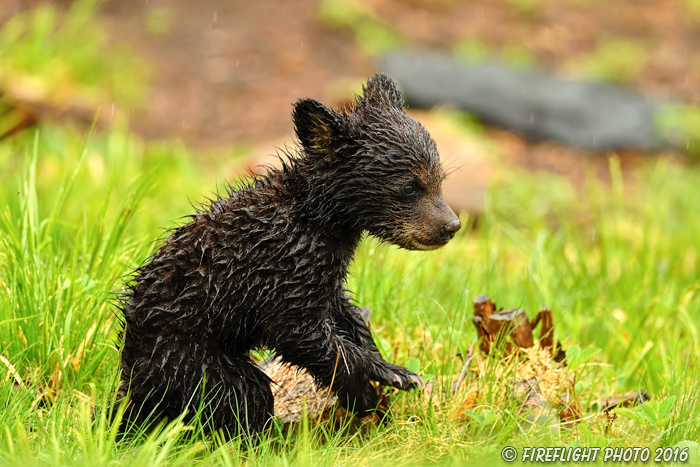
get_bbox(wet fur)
[117,74,460,437]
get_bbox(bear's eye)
[402,182,417,196]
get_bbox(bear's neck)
[282,158,364,252]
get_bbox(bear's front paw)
[372,363,423,390]
[338,381,381,417]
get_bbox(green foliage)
[574,38,648,84]
[404,357,421,374]
[318,0,405,55]
[500,45,537,69]
[564,345,601,371]
[0,131,150,387]
[685,0,700,23]
[0,125,699,464]
[615,396,676,428]
[453,40,492,64]
[655,104,700,158]
[0,0,148,112]
[453,40,537,69]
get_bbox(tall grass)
[0,127,698,465]
[0,0,147,108]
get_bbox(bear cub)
[117,73,461,437]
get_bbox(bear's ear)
[361,73,404,111]
[293,98,345,165]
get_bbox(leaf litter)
[261,294,649,432]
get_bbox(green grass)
[571,38,648,85]
[318,0,405,56]
[0,0,148,138]
[0,0,147,107]
[0,125,699,466]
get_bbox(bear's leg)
[269,303,417,418]
[199,353,275,439]
[331,293,423,391]
[120,341,273,439]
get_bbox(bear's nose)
[440,218,461,241]
[443,218,461,234]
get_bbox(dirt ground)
[97,0,373,147]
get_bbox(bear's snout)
[399,196,461,250]
[441,218,462,241]
[431,196,460,244]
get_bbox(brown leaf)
[530,307,555,350]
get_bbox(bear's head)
[293,73,460,250]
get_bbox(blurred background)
[2,0,700,215]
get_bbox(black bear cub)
[117,73,461,437]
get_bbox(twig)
[317,345,341,424]
[452,344,474,394]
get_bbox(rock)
[381,52,670,152]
